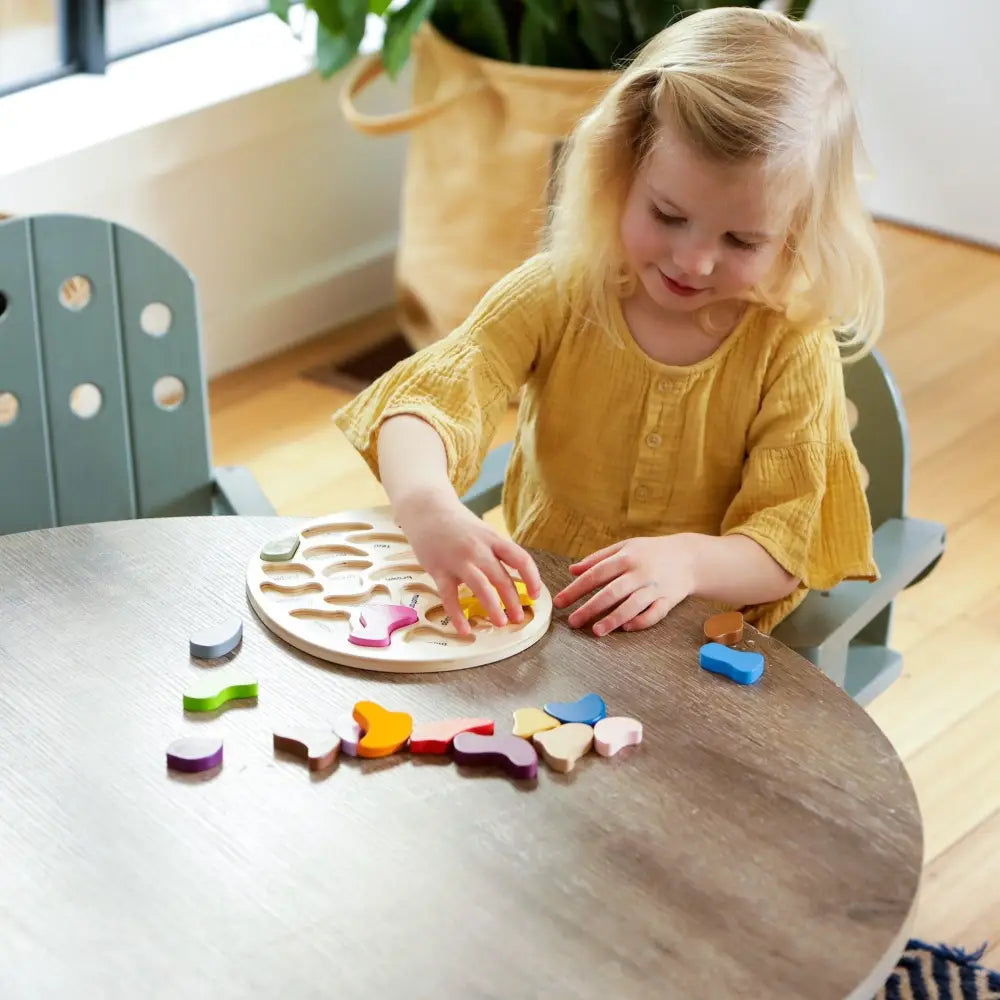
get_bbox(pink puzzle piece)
[348,604,418,648]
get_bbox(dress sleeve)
[721,325,879,629]
[332,253,562,497]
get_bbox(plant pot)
[341,24,616,351]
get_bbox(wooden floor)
[209,222,1000,963]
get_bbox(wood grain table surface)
[0,516,922,1000]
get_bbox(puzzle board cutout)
[246,506,553,673]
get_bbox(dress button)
[646,432,661,448]
[657,379,669,393]
[635,485,649,501]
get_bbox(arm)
[376,413,542,635]
[553,532,798,636]
[333,253,562,499]
[376,414,453,512]
[687,532,800,606]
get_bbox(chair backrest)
[0,213,214,535]
[842,347,909,531]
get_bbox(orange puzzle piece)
[353,700,413,758]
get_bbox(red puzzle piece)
[409,717,495,754]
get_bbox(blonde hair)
[546,6,884,357]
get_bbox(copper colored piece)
[703,611,744,646]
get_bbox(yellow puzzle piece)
[511,707,561,739]
[460,580,534,620]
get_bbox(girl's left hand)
[552,536,698,636]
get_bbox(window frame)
[0,0,271,97]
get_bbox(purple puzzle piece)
[166,736,223,773]
[452,732,538,780]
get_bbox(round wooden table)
[0,517,922,999]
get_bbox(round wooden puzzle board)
[246,507,553,673]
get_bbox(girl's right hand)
[394,490,543,636]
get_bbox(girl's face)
[620,120,790,317]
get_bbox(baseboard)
[200,234,399,378]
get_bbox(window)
[0,0,65,92]
[105,0,268,60]
[0,0,272,96]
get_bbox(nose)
[673,234,716,279]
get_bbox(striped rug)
[878,941,1000,999]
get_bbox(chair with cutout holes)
[460,349,946,704]
[0,213,275,536]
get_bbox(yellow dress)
[333,253,878,632]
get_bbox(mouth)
[659,271,706,298]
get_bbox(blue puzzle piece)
[699,642,764,685]
[543,693,607,726]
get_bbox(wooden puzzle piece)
[260,535,300,562]
[699,642,764,685]
[593,716,643,757]
[451,732,538,780]
[543,693,607,726]
[166,736,223,773]
[348,604,418,647]
[533,723,594,773]
[273,729,341,770]
[189,615,243,659]
[183,671,258,712]
[511,707,561,739]
[460,579,534,620]
[333,711,363,756]
[409,717,494,754]
[353,700,413,758]
[703,611,744,646]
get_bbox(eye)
[727,234,761,251]
[651,205,685,226]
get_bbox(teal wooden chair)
[0,213,274,536]
[461,349,946,705]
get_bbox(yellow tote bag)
[341,25,615,350]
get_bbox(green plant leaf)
[786,0,812,18]
[427,0,511,63]
[522,0,558,32]
[310,0,344,31]
[315,0,368,77]
[518,5,550,64]
[370,0,394,14]
[269,0,292,23]
[623,0,680,40]
[383,0,437,77]
[576,0,626,68]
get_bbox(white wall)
[809,0,1000,249]
[0,15,410,376]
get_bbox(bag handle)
[340,52,486,136]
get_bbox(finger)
[493,537,543,601]
[434,574,471,636]
[481,559,524,625]
[567,574,637,630]
[555,554,627,609]
[569,541,624,575]
[621,595,679,632]
[463,564,508,628]
[594,587,661,637]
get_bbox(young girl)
[334,6,880,641]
